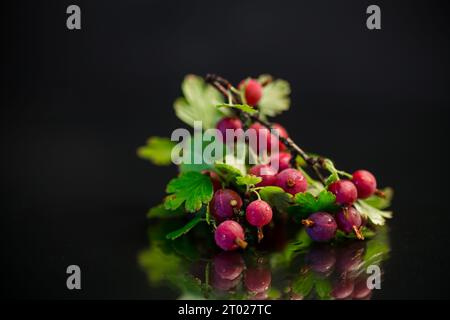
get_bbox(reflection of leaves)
[292,271,314,297]
[165,172,213,212]
[315,278,332,300]
[137,136,175,166]
[259,186,293,213]
[138,246,181,283]
[363,226,390,268]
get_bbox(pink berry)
[239,78,263,106]
[336,207,363,238]
[249,164,277,187]
[248,122,278,154]
[272,123,288,151]
[275,168,308,195]
[352,170,377,199]
[328,180,358,206]
[270,152,292,172]
[302,212,337,242]
[216,117,243,143]
[210,189,243,222]
[246,200,273,227]
[214,220,247,251]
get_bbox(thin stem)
[205,74,326,184]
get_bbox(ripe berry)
[216,117,243,143]
[270,151,292,172]
[302,212,337,242]
[201,170,221,192]
[335,242,365,275]
[272,123,288,151]
[239,78,263,106]
[214,220,247,251]
[246,200,273,241]
[328,180,358,206]
[244,267,271,293]
[213,252,245,281]
[352,170,377,199]
[336,207,364,240]
[249,164,277,187]
[210,189,243,222]
[249,122,278,154]
[275,168,308,195]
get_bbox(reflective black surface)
[2,0,450,299]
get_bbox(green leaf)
[354,200,393,226]
[174,75,225,129]
[217,103,257,114]
[164,172,213,212]
[236,174,262,188]
[259,186,293,213]
[137,137,175,166]
[165,214,204,240]
[288,190,338,221]
[147,204,185,219]
[257,76,291,118]
[364,187,394,209]
[214,161,245,185]
[322,158,352,185]
[178,137,223,173]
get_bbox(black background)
[1,0,450,299]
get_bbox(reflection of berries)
[331,278,354,299]
[214,220,247,251]
[336,242,365,275]
[352,170,377,199]
[244,268,271,293]
[328,180,358,206]
[336,207,364,240]
[211,272,241,292]
[210,189,242,222]
[249,164,277,187]
[306,245,336,274]
[213,252,245,281]
[352,275,372,299]
[302,212,337,242]
[270,151,292,172]
[239,78,262,106]
[216,117,243,142]
[275,168,308,195]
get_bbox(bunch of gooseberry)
[210,78,381,251]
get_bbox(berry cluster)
[139,74,393,253]
[303,170,378,242]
